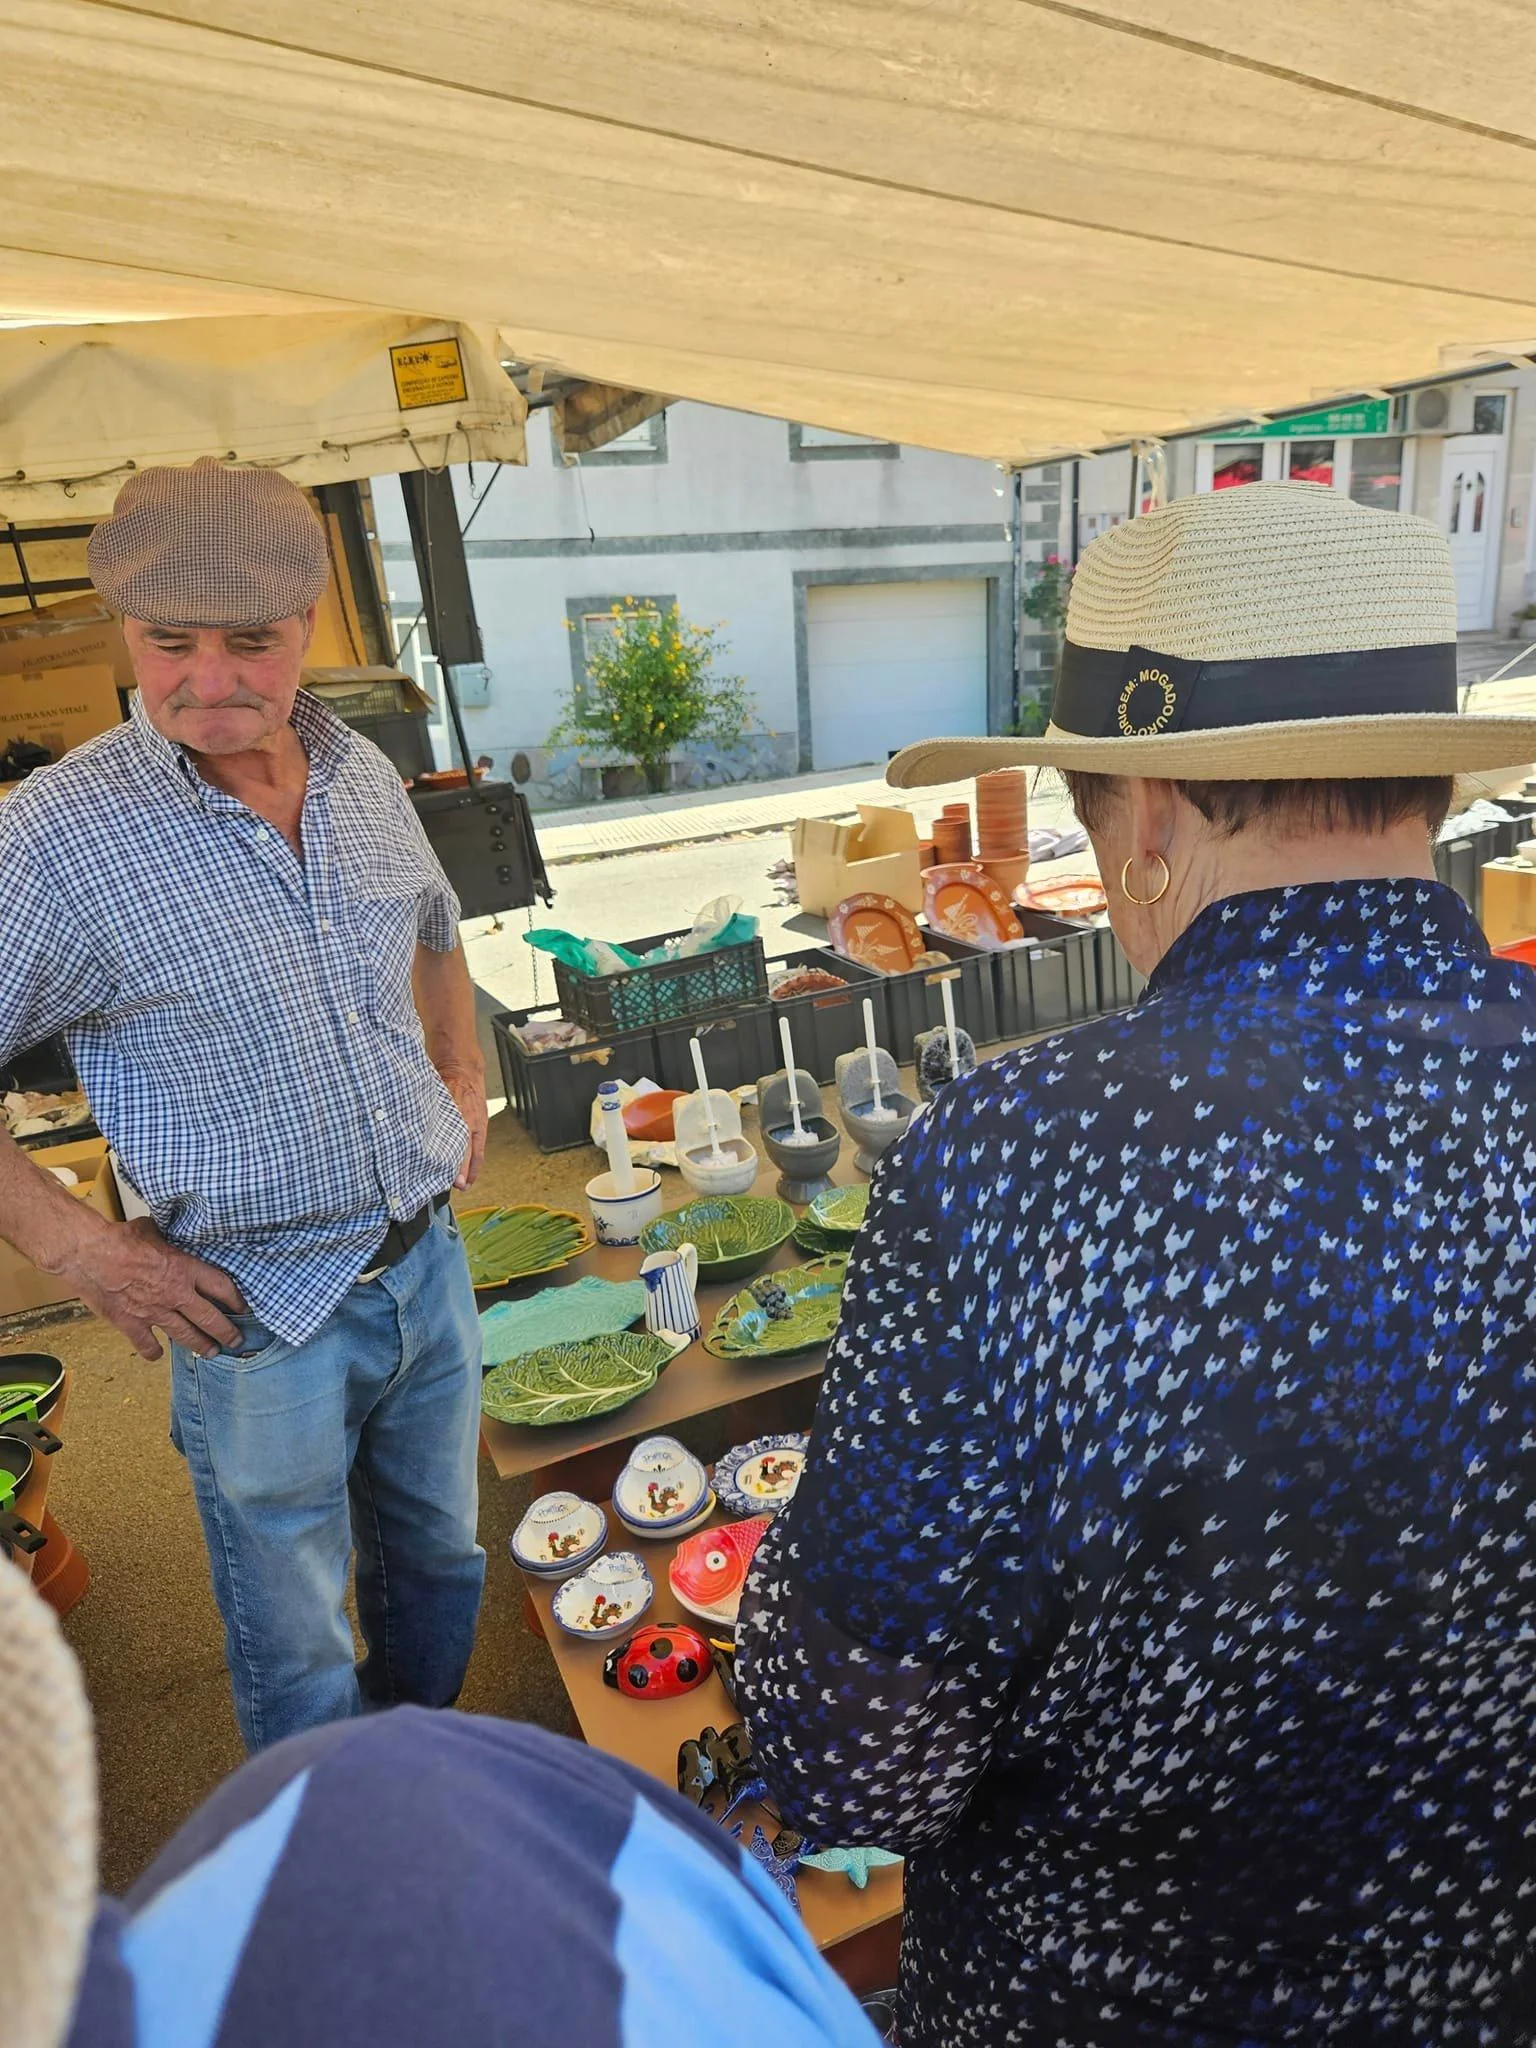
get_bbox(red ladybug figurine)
[602,1621,714,1700]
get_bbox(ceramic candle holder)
[755,1066,841,1202]
[834,1048,917,1173]
[674,1087,760,1196]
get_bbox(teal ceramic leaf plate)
[458,1204,594,1289]
[480,1331,678,1429]
[478,1277,647,1367]
[705,1256,849,1359]
[640,1195,795,1283]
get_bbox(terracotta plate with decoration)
[1015,877,1109,920]
[922,863,1023,947]
[828,893,926,975]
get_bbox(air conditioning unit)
[1409,387,1451,434]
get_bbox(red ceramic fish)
[668,1516,770,1620]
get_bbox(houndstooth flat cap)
[87,458,331,627]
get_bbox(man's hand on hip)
[440,1064,488,1189]
[53,1217,247,1362]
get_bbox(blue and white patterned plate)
[713,1433,809,1518]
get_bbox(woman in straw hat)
[738,482,1536,2046]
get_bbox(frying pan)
[0,1355,63,1459]
[0,1436,47,1555]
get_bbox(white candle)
[941,975,960,1077]
[862,997,886,1116]
[689,1036,725,1160]
[597,1081,636,1195]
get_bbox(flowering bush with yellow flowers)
[549,602,753,794]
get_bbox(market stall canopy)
[6,1,1536,464]
[0,314,525,520]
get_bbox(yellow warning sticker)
[390,338,469,412]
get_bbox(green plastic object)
[480,1331,678,1429]
[705,1256,849,1359]
[479,1278,647,1366]
[458,1205,593,1289]
[640,1195,795,1283]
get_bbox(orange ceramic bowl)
[623,1091,684,1143]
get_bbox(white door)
[806,580,989,771]
[1438,434,1506,630]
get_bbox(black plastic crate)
[554,927,769,1035]
[765,948,891,1083]
[1093,926,1149,1013]
[1434,799,1536,920]
[492,1007,659,1152]
[3,1031,77,1095]
[653,1005,778,1094]
[353,710,434,781]
[996,913,1101,1036]
[878,928,1000,1051]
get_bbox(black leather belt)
[358,1192,450,1283]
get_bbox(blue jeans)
[170,1203,485,1751]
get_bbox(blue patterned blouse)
[739,880,1536,2047]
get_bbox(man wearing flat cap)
[0,458,487,1749]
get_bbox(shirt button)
[347,1011,359,1025]
[375,1109,387,1122]
[320,918,334,933]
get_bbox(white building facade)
[375,404,1061,806]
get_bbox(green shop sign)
[1252,400,1391,439]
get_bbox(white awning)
[4,1,1536,464]
[0,314,524,519]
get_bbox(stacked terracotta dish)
[973,769,1030,897]
[931,802,973,865]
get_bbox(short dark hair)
[1061,772,1454,841]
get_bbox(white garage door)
[806,579,989,771]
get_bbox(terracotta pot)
[981,853,1031,897]
[932,815,973,864]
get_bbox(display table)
[479,1150,857,1489]
[518,1498,903,1986]
[481,1140,904,1988]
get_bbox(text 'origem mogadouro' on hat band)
[1051,640,1459,742]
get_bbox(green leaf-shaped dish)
[705,1255,849,1359]
[640,1195,795,1283]
[792,1183,869,1255]
[480,1330,676,1428]
[459,1205,594,1289]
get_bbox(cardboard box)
[0,596,135,692]
[790,804,924,917]
[0,1138,122,1318]
[0,664,122,770]
[1481,858,1536,950]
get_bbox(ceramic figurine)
[673,1066,759,1197]
[834,1046,916,1174]
[799,1845,904,1890]
[602,1620,714,1699]
[755,1065,841,1203]
[668,1515,770,1626]
[914,1023,978,1101]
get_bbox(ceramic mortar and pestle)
[675,1037,759,1196]
[757,1078,840,1206]
[835,1049,916,1174]
[586,1081,664,1244]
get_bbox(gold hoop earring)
[1120,853,1170,907]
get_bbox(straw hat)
[886,482,1536,786]
[0,1560,97,2048]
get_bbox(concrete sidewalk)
[530,762,990,863]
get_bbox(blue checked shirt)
[0,691,468,1343]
